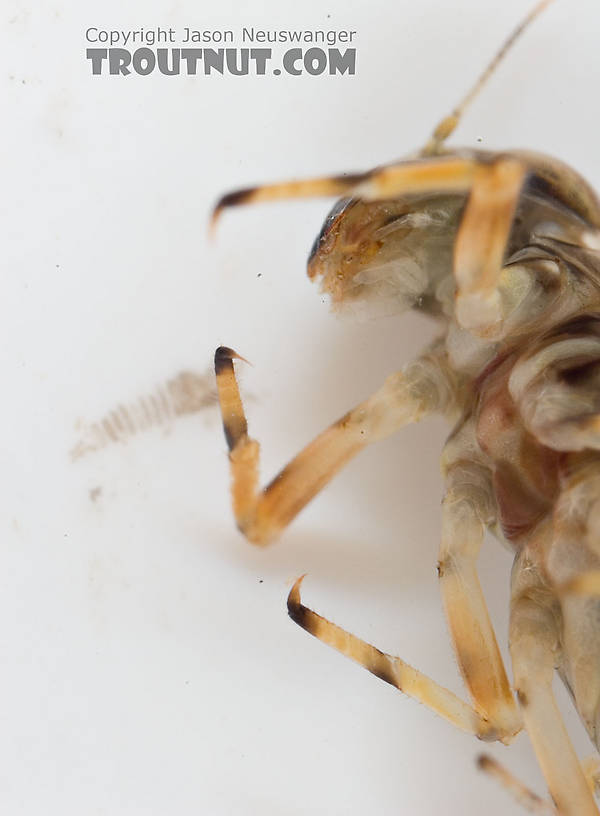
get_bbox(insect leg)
[583,756,600,797]
[510,582,599,816]
[477,754,557,815]
[215,343,457,545]
[285,464,521,744]
[287,576,494,739]
[212,154,526,335]
[452,158,526,334]
[210,155,480,233]
[438,465,522,742]
[211,154,505,226]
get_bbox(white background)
[3,0,600,814]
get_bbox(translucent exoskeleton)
[212,2,600,812]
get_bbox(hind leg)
[287,463,522,744]
[288,576,502,740]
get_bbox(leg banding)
[215,343,458,545]
[477,754,558,815]
[210,155,479,230]
[287,576,495,740]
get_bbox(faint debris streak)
[70,369,218,461]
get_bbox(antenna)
[422,0,555,156]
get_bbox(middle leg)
[216,340,459,545]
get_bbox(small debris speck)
[89,486,102,502]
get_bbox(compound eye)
[307,197,353,269]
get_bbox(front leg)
[212,153,527,340]
[453,158,526,335]
[215,342,458,545]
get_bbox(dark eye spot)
[307,197,353,265]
